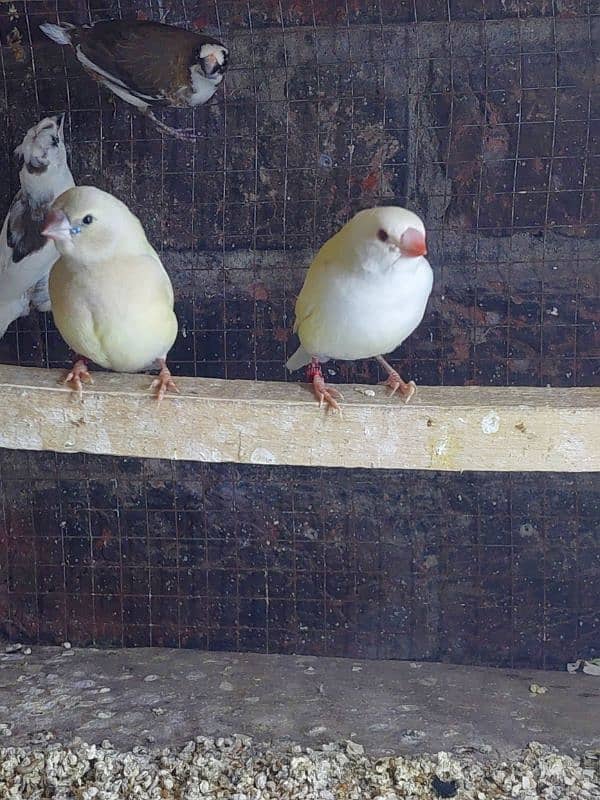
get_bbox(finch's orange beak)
[400,227,427,257]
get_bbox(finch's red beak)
[400,227,427,257]
[42,208,71,242]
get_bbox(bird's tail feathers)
[285,344,311,372]
[39,22,74,46]
[0,297,30,340]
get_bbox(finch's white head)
[15,113,67,176]
[345,206,428,271]
[192,42,229,81]
[41,186,148,261]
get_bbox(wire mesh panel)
[1,450,599,668]
[0,1,598,667]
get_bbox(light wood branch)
[0,365,597,471]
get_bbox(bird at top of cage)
[286,206,433,413]
[0,113,75,341]
[39,19,229,142]
[41,185,179,402]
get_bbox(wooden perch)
[0,365,598,471]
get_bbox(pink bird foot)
[63,357,93,401]
[150,359,179,403]
[382,371,417,402]
[376,355,416,403]
[307,359,343,413]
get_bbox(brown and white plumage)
[40,20,228,140]
[0,114,74,339]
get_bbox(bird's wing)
[4,191,47,265]
[148,252,175,308]
[292,235,340,333]
[77,22,196,101]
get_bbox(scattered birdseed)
[401,729,427,745]
[28,731,54,745]
[0,738,596,800]
[346,740,365,756]
[529,683,548,695]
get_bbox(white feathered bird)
[286,206,433,411]
[0,114,74,339]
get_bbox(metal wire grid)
[0,1,598,667]
[0,0,597,389]
[1,448,598,667]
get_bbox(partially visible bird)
[41,186,179,401]
[0,114,74,339]
[40,19,229,141]
[286,206,433,412]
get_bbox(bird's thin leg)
[306,358,343,413]
[150,357,179,403]
[375,354,417,403]
[63,355,93,401]
[143,109,197,142]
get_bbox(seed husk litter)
[0,737,597,800]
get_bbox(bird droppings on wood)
[481,411,501,435]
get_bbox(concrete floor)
[0,646,598,757]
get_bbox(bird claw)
[144,111,197,141]
[380,372,417,403]
[63,360,93,402]
[313,375,344,415]
[150,366,179,404]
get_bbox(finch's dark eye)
[377,228,389,242]
[82,215,94,225]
